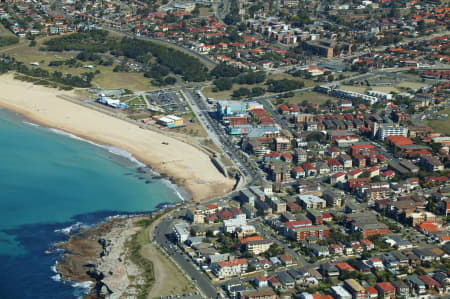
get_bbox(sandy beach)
[0,74,234,201]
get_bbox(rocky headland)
[57,217,145,298]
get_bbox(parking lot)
[161,292,202,299]
[147,91,188,113]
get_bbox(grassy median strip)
[127,215,160,299]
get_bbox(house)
[375,282,396,299]
[338,154,353,168]
[287,269,303,285]
[347,169,363,180]
[433,272,450,293]
[323,190,343,207]
[380,252,399,270]
[280,254,293,266]
[312,245,330,257]
[418,275,443,293]
[307,209,324,225]
[211,258,248,278]
[329,244,344,255]
[367,166,380,178]
[268,276,282,289]
[365,286,378,298]
[286,224,329,241]
[330,285,352,299]
[295,149,308,163]
[368,258,384,270]
[405,275,426,294]
[277,271,295,288]
[391,251,409,268]
[292,166,306,179]
[361,239,374,251]
[298,195,326,209]
[412,248,437,262]
[245,239,273,255]
[254,275,270,288]
[354,260,371,274]
[335,261,355,273]
[420,155,444,172]
[302,163,317,176]
[241,288,277,299]
[316,162,330,175]
[392,280,409,298]
[320,263,339,277]
[344,279,366,299]
[330,171,346,184]
[328,159,344,172]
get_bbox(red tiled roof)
[217,258,247,267]
[348,169,363,175]
[240,236,263,244]
[376,282,395,292]
[365,286,378,295]
[293,166,305,173]
[302,163,315,170]
[367,166,379,172]
[334,262,355,271]
[331,171,346,178]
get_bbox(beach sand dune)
[0,74,234,201]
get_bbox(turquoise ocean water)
[0,108,182,298]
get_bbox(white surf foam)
[71,281,93,289]
[46,127,190,202]
[47,128,146,167]
[54,222,82,234]
[23,121,40,127]
[72,281,94,299]
[51,262,58,273]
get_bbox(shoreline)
[54,205,183,298]
[0,73,234,202]
[43,124,192,203]
[10,106,191,203]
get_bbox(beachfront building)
[157,115,185,128]
[173,221,190,243]
[217,101,247,118]
[96,95,128,108]
[211,258,248,278]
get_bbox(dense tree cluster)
[210,63,242,78]
[213,78,233,91]
[212,71,266,91]
[49,58,82,68]
[0,36,19,47]
[117,37,209,82]
[232,86,266,98]
[224,0,240,25]
[234,71,266,84]
[40,30,210,82]
[266,79,304,92]
[42,29,114,52]
[0,55,95,88]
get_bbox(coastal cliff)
[57,217,144,298]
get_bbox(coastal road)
[187,87,263,185]
[154,218,218,297]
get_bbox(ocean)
[0,108,183,298]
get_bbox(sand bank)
[0,74,234,201]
